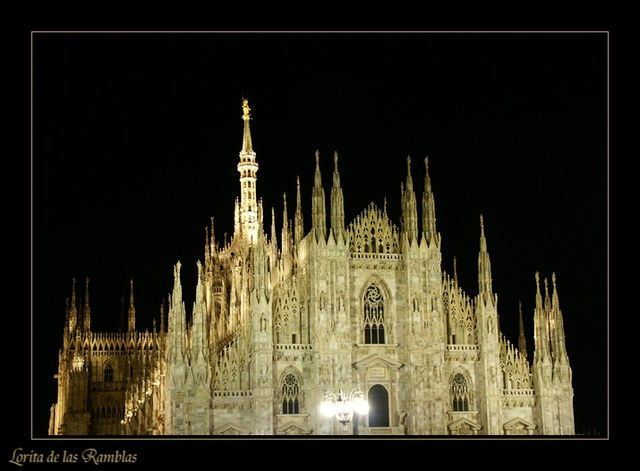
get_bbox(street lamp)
[320,389,369,435]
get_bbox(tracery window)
[104,363,114,383]
[451,373,470,411]
[282,374,300,414]
[363,285,385,344]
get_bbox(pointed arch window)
[363,284,385,344]
[451,373,470,411]
[282,373,300,414]
[103,363,114,383]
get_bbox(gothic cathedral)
[49,100,575,436]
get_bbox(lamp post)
[320,389,369,435]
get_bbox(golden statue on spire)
[242,98,251,118]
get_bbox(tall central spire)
[237,98,259,244]
[478,215,494,305]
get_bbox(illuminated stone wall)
[50,103,575,436]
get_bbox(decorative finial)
[315,149,320,165]
[129,278,135,307]
[453,256,458,286]
[535,271,540,284]
[242,98,250,118]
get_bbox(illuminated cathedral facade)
[49,100,575,436]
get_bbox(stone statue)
[398,410,408,427]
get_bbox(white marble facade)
[49,101,574,436]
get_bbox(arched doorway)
[368,385,389,427]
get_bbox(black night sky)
[30,31,608,441]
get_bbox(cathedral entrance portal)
[368,385,389,427]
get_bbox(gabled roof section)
[275,420,313,435]
[213,422,250,436]
[347,201,400,254]
[503,417,537,431]
[448,416,482,434]
[353,353,404,371]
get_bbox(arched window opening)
[104,363,114,383]
[452,373,470,411]
[368,385,389,427]
[363,285,385,344]
[282,373,300,414]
